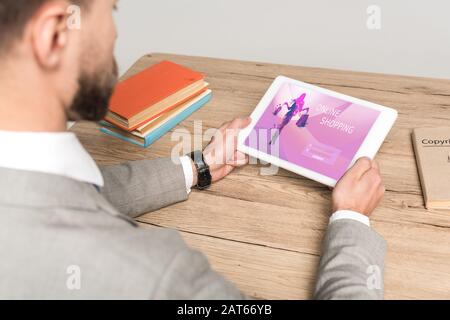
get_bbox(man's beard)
[67,59,119,121]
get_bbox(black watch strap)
[189,150,212,190]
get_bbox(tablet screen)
[244,81,381,180]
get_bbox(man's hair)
[0,0,87,52]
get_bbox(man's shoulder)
[75,221,189,296]
[0,203,191,299]
[48,206,190,275]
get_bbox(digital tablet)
[238,76,398,187]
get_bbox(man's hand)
[332,157,385,217]
[191,117,251,185]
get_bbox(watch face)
[197,167,212,189]
[190,151,212,189]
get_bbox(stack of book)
[101,60,211,147]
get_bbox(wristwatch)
[189,150,212,190]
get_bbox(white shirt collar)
[0,131,104,187]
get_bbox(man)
[0,0,386,299]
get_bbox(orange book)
[105,60,205,131]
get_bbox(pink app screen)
[244,82,381,180]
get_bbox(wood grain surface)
[72,53,450,300]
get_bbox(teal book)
[100,91,212,148]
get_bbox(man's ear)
[28,1,71,69]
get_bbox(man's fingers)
[229,151,249,166]
[217,117,252,139]
[228,117,252,130]
[363,167,382,186]
[219,121,231,132]
[371,160,380,171]
[343,157,373,181]
[378,184,386,196]
[332,157,384,217]
[219,117,252,141]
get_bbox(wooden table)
[72,53,450,300]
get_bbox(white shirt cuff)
[329,210,370,227]
[179,156,194,194]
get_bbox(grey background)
[114,0,450,79]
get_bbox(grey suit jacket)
[0,159,386,299]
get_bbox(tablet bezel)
[237,75,398,187]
